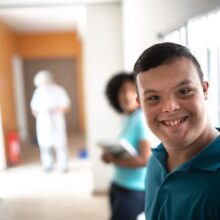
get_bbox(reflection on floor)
[0,134,109,220]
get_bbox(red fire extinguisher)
[8,131,21,165]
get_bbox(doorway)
[23,57,80,142]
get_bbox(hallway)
[0,134,109,220]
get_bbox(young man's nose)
[161,98,180,113]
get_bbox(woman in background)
[102,72,153,220]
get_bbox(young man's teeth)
[164,119,183,127]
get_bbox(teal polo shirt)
[145,135,220,220]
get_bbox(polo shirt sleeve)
[211,190,220,219]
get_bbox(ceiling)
[0,0,120,33]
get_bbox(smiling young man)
[133,42,220,220]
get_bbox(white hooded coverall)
[30,84,71,171]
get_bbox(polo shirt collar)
[152,135,220,173]
[151,144,168,172]
[187,135,220,172]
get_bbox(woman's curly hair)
[105,72,135,113]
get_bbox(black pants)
[109,183,145,220]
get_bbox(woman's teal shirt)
[113,108,149,191]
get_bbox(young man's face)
[136,58,209,150]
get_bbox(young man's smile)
[159,115,188,128]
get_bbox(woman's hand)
[102,152,115,164]
[107,140,152,168]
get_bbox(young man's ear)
[136,96,140,106]
[203,81,209,100]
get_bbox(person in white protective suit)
[30,70,71,172]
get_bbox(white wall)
[122,0,151,71]
[12,56,29,141]
[84,2,123,192]
[0,107,6,170]
[122,0,220,70]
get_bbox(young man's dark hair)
[133,42,203,83]
[105,72,134,113]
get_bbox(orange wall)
[15,32,81,58]
[0,21,17,132]
[15,32,85,132]
[0,20,17,165]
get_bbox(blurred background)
[0,0,220,219]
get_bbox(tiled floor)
[0,134,109,220]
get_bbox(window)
[162,9,220,127]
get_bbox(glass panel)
[163,9,220,127]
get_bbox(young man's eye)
[146,96,160,102]
[178,88,192,95]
